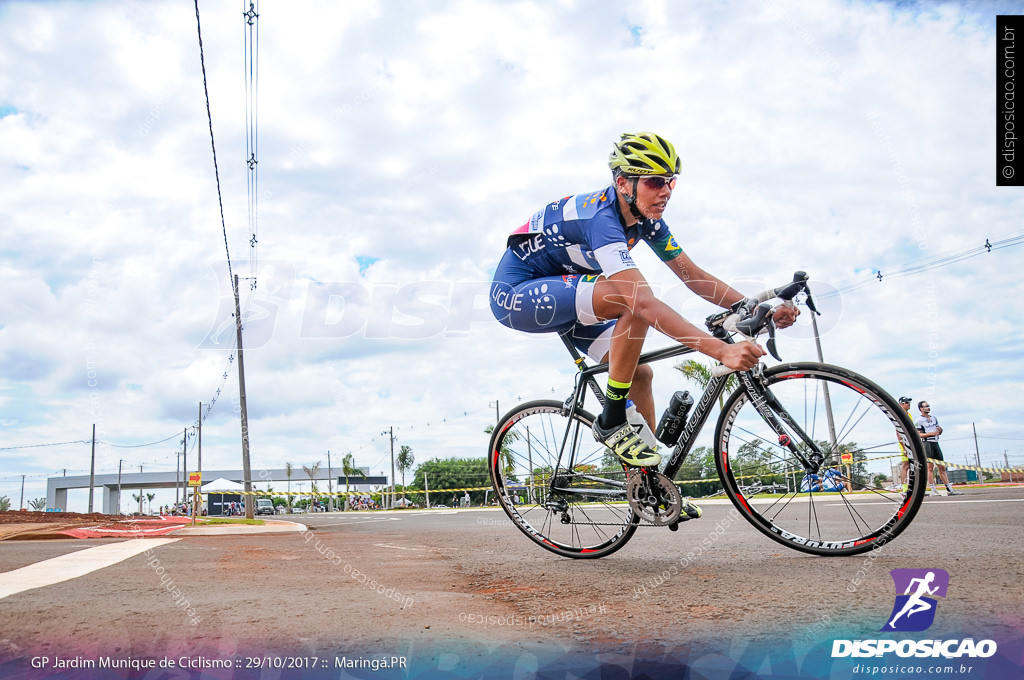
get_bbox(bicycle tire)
[488,400,639,559]
[714,362,927,557]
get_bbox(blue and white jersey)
[506,185,683,278]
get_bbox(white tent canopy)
[200,477,245,493]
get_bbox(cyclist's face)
[617,174,675,221]
[634,175,675,220]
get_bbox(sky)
[1,0,1022,512]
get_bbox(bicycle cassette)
[626,470,682,525]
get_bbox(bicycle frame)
[554,327,826,495]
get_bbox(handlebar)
[707,271,817,377]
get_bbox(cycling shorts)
[924,441,944,461]
[490,248,615,361]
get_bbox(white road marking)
[313,517,402,527]
[823,498,1024,506]
[0,538,180,601]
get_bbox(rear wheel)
[488,400,638,559]
[714,363,926,556]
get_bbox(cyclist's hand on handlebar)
[718,340,765,372]
[772,301,800,329]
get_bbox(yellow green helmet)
[609,132,681,176]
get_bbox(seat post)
[559,330,587,368]
[559,330,606,408]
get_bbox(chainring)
[626,470,682,525]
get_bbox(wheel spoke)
[489,401,638,558]
[716,365,926,556]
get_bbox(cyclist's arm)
[664,249,744,308]
[664,250,800,329]
[597,268,763,369]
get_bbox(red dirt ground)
[0,511,198,540]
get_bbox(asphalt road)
[1,487,1022,679]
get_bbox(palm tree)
[29,498,47,511]
[484,424,520,479]
[674,358,737,410]
[0,495,10,511]
[340,453,365,510]
[303,462,321,511]
[396,445,415,507]
[285,462,294,513]
[132,492,144,515]
[146,492,156,514]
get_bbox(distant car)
[255,499,276,516]
[433,504,448,509]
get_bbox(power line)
[820,232,1024,298]
[0,440,89,452]
[243,0,260,290]
[193,0,235,289]
[99,432,182,448]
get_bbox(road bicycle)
[487,272,927,559]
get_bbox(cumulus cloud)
[1,0,1021,508]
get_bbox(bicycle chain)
[549,518,687,528]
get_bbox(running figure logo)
[881,568,949,632]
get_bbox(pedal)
[681,500,702,520]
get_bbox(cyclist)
[490,132,798,470]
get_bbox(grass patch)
[200,517,266,526]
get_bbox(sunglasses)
[638,175,677,190]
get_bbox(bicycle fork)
[737,370,826,474]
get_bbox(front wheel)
[488,400,639,559]
[714,363,927,556]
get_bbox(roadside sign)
[840,452,853,464]
[188,472,202,487]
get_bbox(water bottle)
[625,400,659,450]
[656,391,694,447]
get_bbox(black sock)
[598,378,631,430]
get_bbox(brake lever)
[804,283,821,316]
[765,315,781,361]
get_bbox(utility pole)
[972,422,982,475]
[527,425,534,503]
[424,471,430,509]
[116,460,123,515]
[327,450,333,512]
[382,427,396,509]
[182,428,188,508]
[489,400,500,425]
[176,432,183,505]
[88,424,96,513]
[810,313,839,455]
[19,474,25,510]
[1006,451,1013,483]
[198,402,203,518]
[234,274,254,519]
[390,427,396,510]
